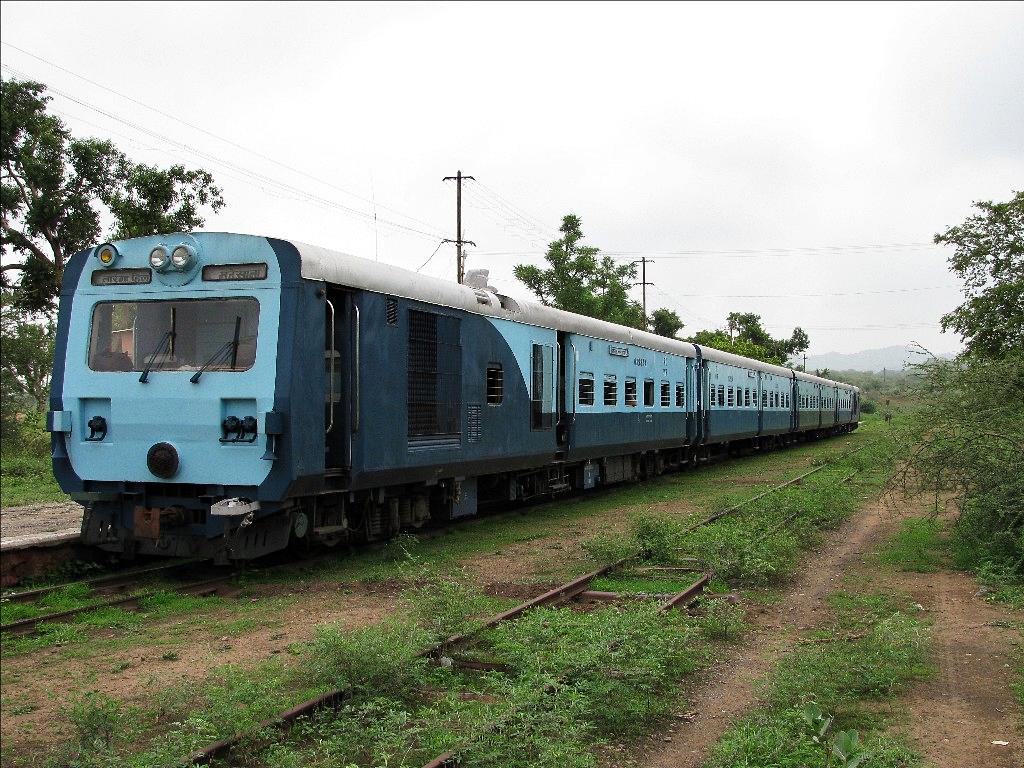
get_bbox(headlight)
[150,246,170,271]
[96,243,119,267]
[171,245,195,270]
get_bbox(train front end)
[48,233,321,562]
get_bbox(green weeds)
[0,450,68,507]
[879,517,945,572]
[695,599,745,641]
[706,592,930,768]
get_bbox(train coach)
[47,232,859,563]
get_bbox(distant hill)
[800,345,956,372]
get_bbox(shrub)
[629,512,686,563]
[303,620,429,699]
[402,568,495,640]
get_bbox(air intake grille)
[386,297,398,325]
[408,310,461,439]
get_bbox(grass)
[0,451,69,507]
[705,592,931,768]
[0,589,234,657]
[1010,643,1024,722]
[879,517,946,572]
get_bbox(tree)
[935,191,1023,358]
[514,214,646,329]
[688,312,809,365]
[725,312,808,363]
[690,329,777,364]
[1,78,225,312]
[650,308,684,339]
[0,288,54,412]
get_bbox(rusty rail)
[1,558,206,604]
[186,554,641,765]
[681,443,869,535]
[0,575,233,636]
[417,571,710,768]
[424,555,635,660]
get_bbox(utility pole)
[802,353,807,372]
[442,170,476,283]
[632,257,655,325]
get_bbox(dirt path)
[893,568,1020,766]
[630,495,902,768]
[630,495,1023,768]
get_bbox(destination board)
[91,268,152,286]
[202,263,269,281]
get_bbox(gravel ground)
[0,501,84,542]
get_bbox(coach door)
[323,289,350,470]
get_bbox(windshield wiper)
[139,308,176,383]
[190,316,242,384]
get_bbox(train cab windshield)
[88,297,260,373]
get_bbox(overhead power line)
[469,180,559,241]
[2,62,451,242]
[0,40,447,237]
[474,242,943,259]
[668,284,959,299]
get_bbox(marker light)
[149,246,170,271]
[96,244,119,267]
[171,244,196,271]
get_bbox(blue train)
[47,232,859,562]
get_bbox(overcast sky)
[2,1,1021,356]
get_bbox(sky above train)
[2,1,1021,356]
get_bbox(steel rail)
[185,555,641,765]
[417,572,711,768]
[1,558,207,604]
[681,443,869,534]
[0,575,233,636]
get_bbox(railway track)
[184,441,874,766]
[187,555,712,766]
[1,558,207,604]
[1,438,870,647]
[0,571,237,636]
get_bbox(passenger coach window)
[625,378,638,407]
[579,375,595,406]
[644,379,655,407]
[604,375,618,406]
[676,383,684,407]
[88,297,259,373]
[661,381,671,407]
[727,387,735,407]
[717,385,725,407]
[744,388,751,407]
[486,364,503,405]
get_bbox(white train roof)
[287,236,854,389]
[292,238,701,359]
